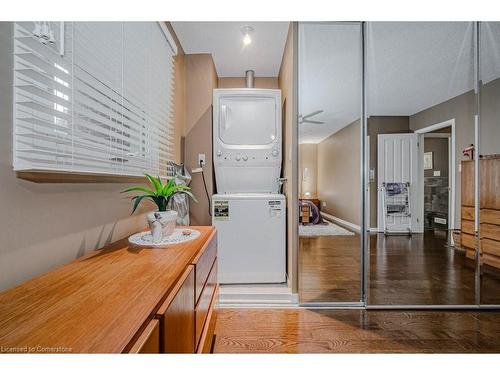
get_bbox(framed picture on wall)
[424,152,433,170]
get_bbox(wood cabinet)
[0,226,218,354]
[129,320,161,354]
[299,198,321,224]
[460,156,500,269]
[193,234,217,303]
[156,266,195,353]
[300,205,311,224]
[195,260,217,348]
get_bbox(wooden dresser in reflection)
[461,155,500,269]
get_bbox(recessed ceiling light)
[240,25,254,46]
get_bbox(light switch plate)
[369,168,375,182]
[434,217,447,225]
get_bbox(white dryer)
[213,89,282,194]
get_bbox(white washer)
[212,193,286,284]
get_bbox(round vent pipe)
[245,70,255,88]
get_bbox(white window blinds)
[13,21,177,178]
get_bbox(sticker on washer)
[214,201,229,220]
[268,200,282,217]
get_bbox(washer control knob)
[216,149,222,157]
[242,155,248,161]
[272,149,279,157]
[235,154,241,161]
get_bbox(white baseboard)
[321,212,361,232]
[218,283,299,308]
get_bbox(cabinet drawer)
[481,209,500,226]
[156,265,195,354]
[461,219,475,235]
[481,223,500,242]
[128,319,160,353]
[483,253,500,269]
[197,284,219,354]
[481,238,500,258]
[195,259,217,349]
[192,231,217,303]
[461,233,476,250]
[462,206,475,221]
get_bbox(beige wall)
[424,137,449,178]
[0,22,187,291]
[409,78,500,229]
[279,23,298,293]
[409,90,475,229]
[317,120,361,226]
[184,54,218,225]
[479,78,500,155]
[218,77,278,89]
[299,144,318,198]
[0,22,186,291]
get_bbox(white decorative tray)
[128,228,201,247]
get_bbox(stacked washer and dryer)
[212,86,286,284]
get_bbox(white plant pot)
[147,210,178,243]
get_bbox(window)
[13,21,177,178]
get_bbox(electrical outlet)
[322,201,327,207]
[198,153,206,167]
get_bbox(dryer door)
[219,95,277,146]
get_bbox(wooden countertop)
[0,226,216,353]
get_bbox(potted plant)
[122,174,197,243]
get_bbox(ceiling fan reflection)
[299,110,324,124]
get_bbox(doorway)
[415,119,456,234]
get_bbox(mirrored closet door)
[298,22,363,304]
[366,22,478,306]
[479,21,500,306]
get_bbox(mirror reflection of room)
[479,22,500,305]
[367,21,484,305]
[298,22,362,304]
[297,21,500,307]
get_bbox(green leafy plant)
[122,174,197,213]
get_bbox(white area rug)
[299,221,354,237]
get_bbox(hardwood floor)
[300,229,500,305]
[369,230,476,305]
[300,234,361,302]
[213,308,500,353]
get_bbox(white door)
[377,133,423,233]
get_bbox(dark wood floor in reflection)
[299,229,500,304]
[299,233,361,302]
[214,309,500,353]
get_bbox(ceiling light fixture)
[240,25,254,46]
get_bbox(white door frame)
[414,119,456,231]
